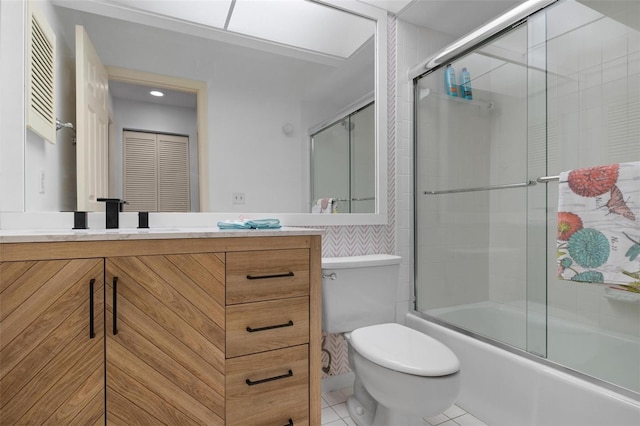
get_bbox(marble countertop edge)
[0,226,324,243]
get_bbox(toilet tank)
[321,254,401,334]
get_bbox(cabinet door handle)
[112,277,119,335]
[284,419,293,426]
[89,279,96,339]
[245,369,293,386]
[246,271,294,280]
[246,320,294,333]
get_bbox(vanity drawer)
[226,296,309,358]
[226,249,309,304]
[226,344,309,426]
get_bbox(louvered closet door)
[158,134,190,212]
[123,131,190,212]
[0,259,105,424]
[123,130,158,212]
[105,253,225,425]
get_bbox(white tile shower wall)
[545,2,640,338]
[397,20,455,311]
[487,89,529,306]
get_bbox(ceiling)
[359,0,524,38]
[108,0,375,59]
[109,81,197,109]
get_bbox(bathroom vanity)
[0,228,322,425]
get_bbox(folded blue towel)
[217,218,281,230]
[246,219,281,229]
[217,220,252,229]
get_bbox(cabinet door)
[0,258,105,424]
[105,253,225,425]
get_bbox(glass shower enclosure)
[414,0,640,395]
[311,102,375,213]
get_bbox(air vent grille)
[27,3,56,143]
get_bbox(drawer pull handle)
[245,369,293,386]
[284,419,293,426]
[247,320,294,333]
[246,271,294,280]
[89,279,96,339]
[112,277,119,335]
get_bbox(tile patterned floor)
[321,387,488,426]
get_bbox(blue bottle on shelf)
[459,67,473,100]
[444,65,458,97]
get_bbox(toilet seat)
[349,323,460,377]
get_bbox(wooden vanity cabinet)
[0,258,105,425]
[0,235,322,425]
[105,253,227,424]
[225,248,312,425]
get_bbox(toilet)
[322,254,461,426]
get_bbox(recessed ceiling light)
[150,90,164,97]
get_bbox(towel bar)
[537,175,560,183]
[424,180,536,195]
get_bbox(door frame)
[106,66,209,211]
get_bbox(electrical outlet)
[232,192,245,205]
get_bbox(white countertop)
[0,226,323,243]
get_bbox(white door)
[76,25,109,212]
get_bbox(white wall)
[0,0,26,214]
[111,97,199,211]
[207,66,307,213]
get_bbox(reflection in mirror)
[311,102,375,213]
[22,0,382,219]
[109,81,200,212]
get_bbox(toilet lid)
[349,323,460,377]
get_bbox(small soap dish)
[604,286,640,303]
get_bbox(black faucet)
[97,198,128,229]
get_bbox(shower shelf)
[604,287,640,303]
[419,88,494,110]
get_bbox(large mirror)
[11,0,388,225]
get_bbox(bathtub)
[406,305,640,426]
[429,301,640,393]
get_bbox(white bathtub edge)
[406,312,640,426]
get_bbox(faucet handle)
[97,198,128,210]
[97,198,128,228]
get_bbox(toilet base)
[347,395,427,426]
[346,395,374,426]
[346,376,427,426]
[345,372,376,426]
